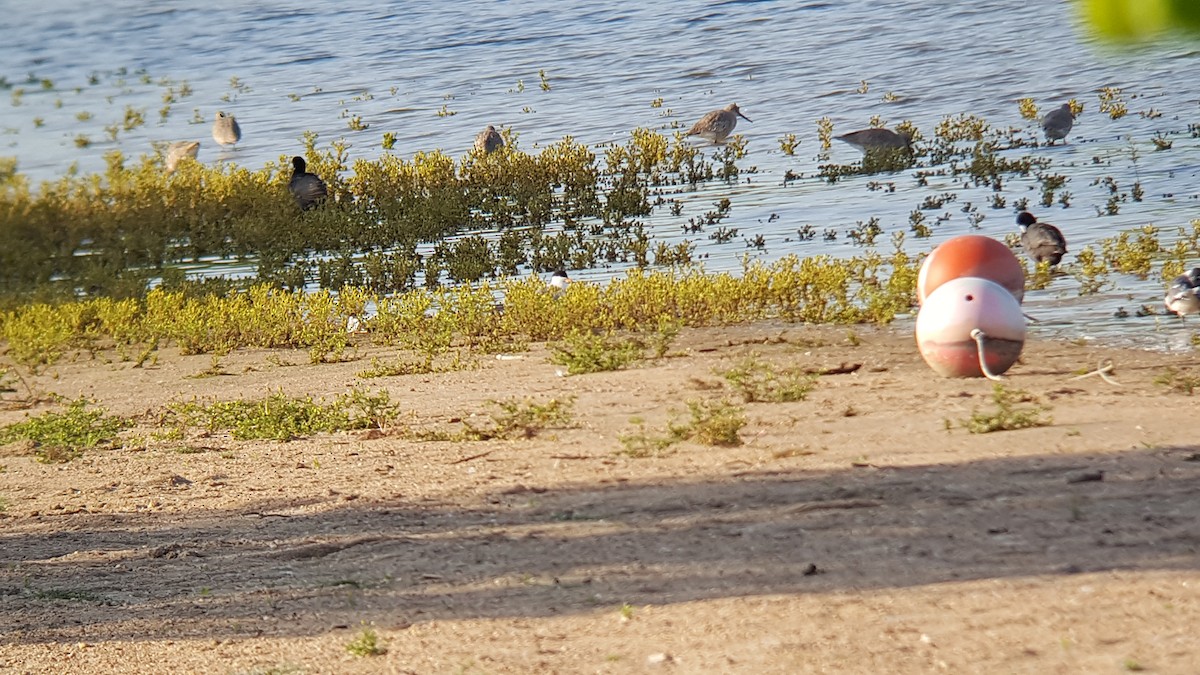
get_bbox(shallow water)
[2,0,1199,349]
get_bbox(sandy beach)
[2,320,1199,673]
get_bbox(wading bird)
[163,140,199,174]
[289,156,328,211]
[475,125,504,154]
[686,103,751,144]
[1041,103,1074,145]
[835,127,913,154]
[1016,211,1067,266]
[212,111,241,146]
[1165,267,1200,318]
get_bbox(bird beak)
[738,111,753,122]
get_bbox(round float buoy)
[918,235,1025,304]
[916,276,1026,378]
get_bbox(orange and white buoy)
[916,276,1026,378]
[917,235,1025,304]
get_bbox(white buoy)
[916,276,1026,378]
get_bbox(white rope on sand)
[1070,359,1121,386]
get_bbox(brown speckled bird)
[475,125,504,154]
[686,103,751,144]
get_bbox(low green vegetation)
[1153,367,1200,395]
[465,395,576,440]
[719,356,818,403]
[0,254,920,370]
[30,587,110,604]
[961,384,1052,433]
[0,398,127,462]
[345,624,386,657]
[549,330,647,375]
[168,388,401,441]
[0,128,731,302]
[680,398,747,446]
[356,352,467,378]
[619,397,746,455]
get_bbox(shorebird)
[835,127,913,154]
[163,140,200,174]
[548,269,570,296]
[475,125,504,154]
[1041,103,1074,145]
[1016,211,1067,266]
[288,156,328,210]
[212,111,241,146]
[686,103,751,144]
[1165,267,1200,318]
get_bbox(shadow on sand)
[3,443,1198,644]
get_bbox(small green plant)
[719,357,818,403]
[1153,367,1200,395]
[672,398,746,446]
[31,587,108,603]
[0,398,127,463]
[357,353,459,377]
[467,395,576,440]
[549,331,644,375]
[121,105,145,131]
[644,317,681,358]
[618,393,749,455]
[1017,97,1039,120]
[1098,87,1127,119]
[962,384,1052,433]
[345,624,386,657]
[816,116,833,152]
[382,131,396,150]
[188,354,229,378]
[618,416,682,457]
[778,133,799,156]
[619,603,635,620]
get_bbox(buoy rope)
[1070,359,1121,386]
[969,328,1007,381]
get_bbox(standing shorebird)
[212,111,242,146]
[1016,211,1067,266]
[1165,267,1200,318]
[288,156,328,211]
[548,269,570,297]
[835,128,913,154]
[686,103,751,144]
[475,125,504,154]
[1041,103,1074,145]
[163,140,200,174]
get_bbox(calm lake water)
[2,0,1199,349]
